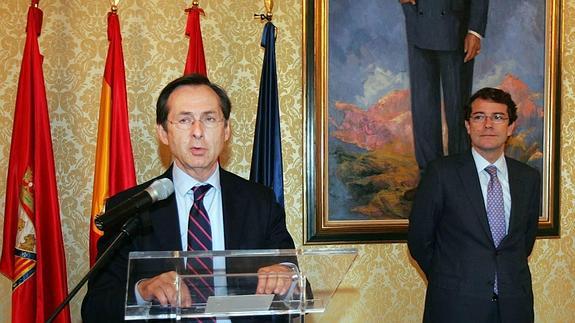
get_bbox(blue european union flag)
[250,22,284,207]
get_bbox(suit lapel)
[219,168,246,249]
[150,167,183,251]
[504,158,524,242]
[457,153,494,244]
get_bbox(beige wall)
[0,1,573,322]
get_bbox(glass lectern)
[125,248,357,321]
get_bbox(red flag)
[184,5,207,76]
[89,9,136,266]
[0,3,71,323]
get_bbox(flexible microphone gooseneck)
[47,178,174,323]
[95,178,174,231]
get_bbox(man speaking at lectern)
[82,74,297,322]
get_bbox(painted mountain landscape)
[328,75,544,220]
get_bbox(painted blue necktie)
[485,165,506,294]
[187,184,215,322]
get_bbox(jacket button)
[441,11,446,15]
[419,11,423,15]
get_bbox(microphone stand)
[46,216,142,323]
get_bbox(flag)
[89,9,136,266]
[0,3,71,322]
[184,4,207,76]
[250,22,284,207]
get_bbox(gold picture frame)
[303,0,561,243]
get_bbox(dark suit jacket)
[81,166,296,322]
[402,0,489,51]
[408,153,541,323]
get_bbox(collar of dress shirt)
[471,147,508,178]
[172,163,222,197]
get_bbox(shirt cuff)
[468,30,483,39]
[134,279,152,305]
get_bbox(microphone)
[95,178,174,231]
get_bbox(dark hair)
[156,74,232,128]
[464,87,518,124]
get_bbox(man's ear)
[506,121,516,137]
[224,121,231,142]
[156,124,169,145]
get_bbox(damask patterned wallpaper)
[0,1,573,322]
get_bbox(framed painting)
[304,0,561,243]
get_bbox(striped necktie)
[187,184,215,321]
[188,184,213,253]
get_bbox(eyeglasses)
[167,115,225,130]
[469,113,509,124]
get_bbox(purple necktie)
[485,165,506,294]
[485,166,506,246]
[187,184,215,321]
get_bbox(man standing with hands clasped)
[408,88,541,323]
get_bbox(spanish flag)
[0,2,71,322]
[89,8,136,266]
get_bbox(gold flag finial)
[255,0,273,21]
[109,0,120,12]
[264,0,274,15]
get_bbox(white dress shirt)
[173,163,230,322]
[173,163,225,252]
[137,163,230,322]
[471,148,512,233]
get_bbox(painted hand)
[464,33,482,63]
